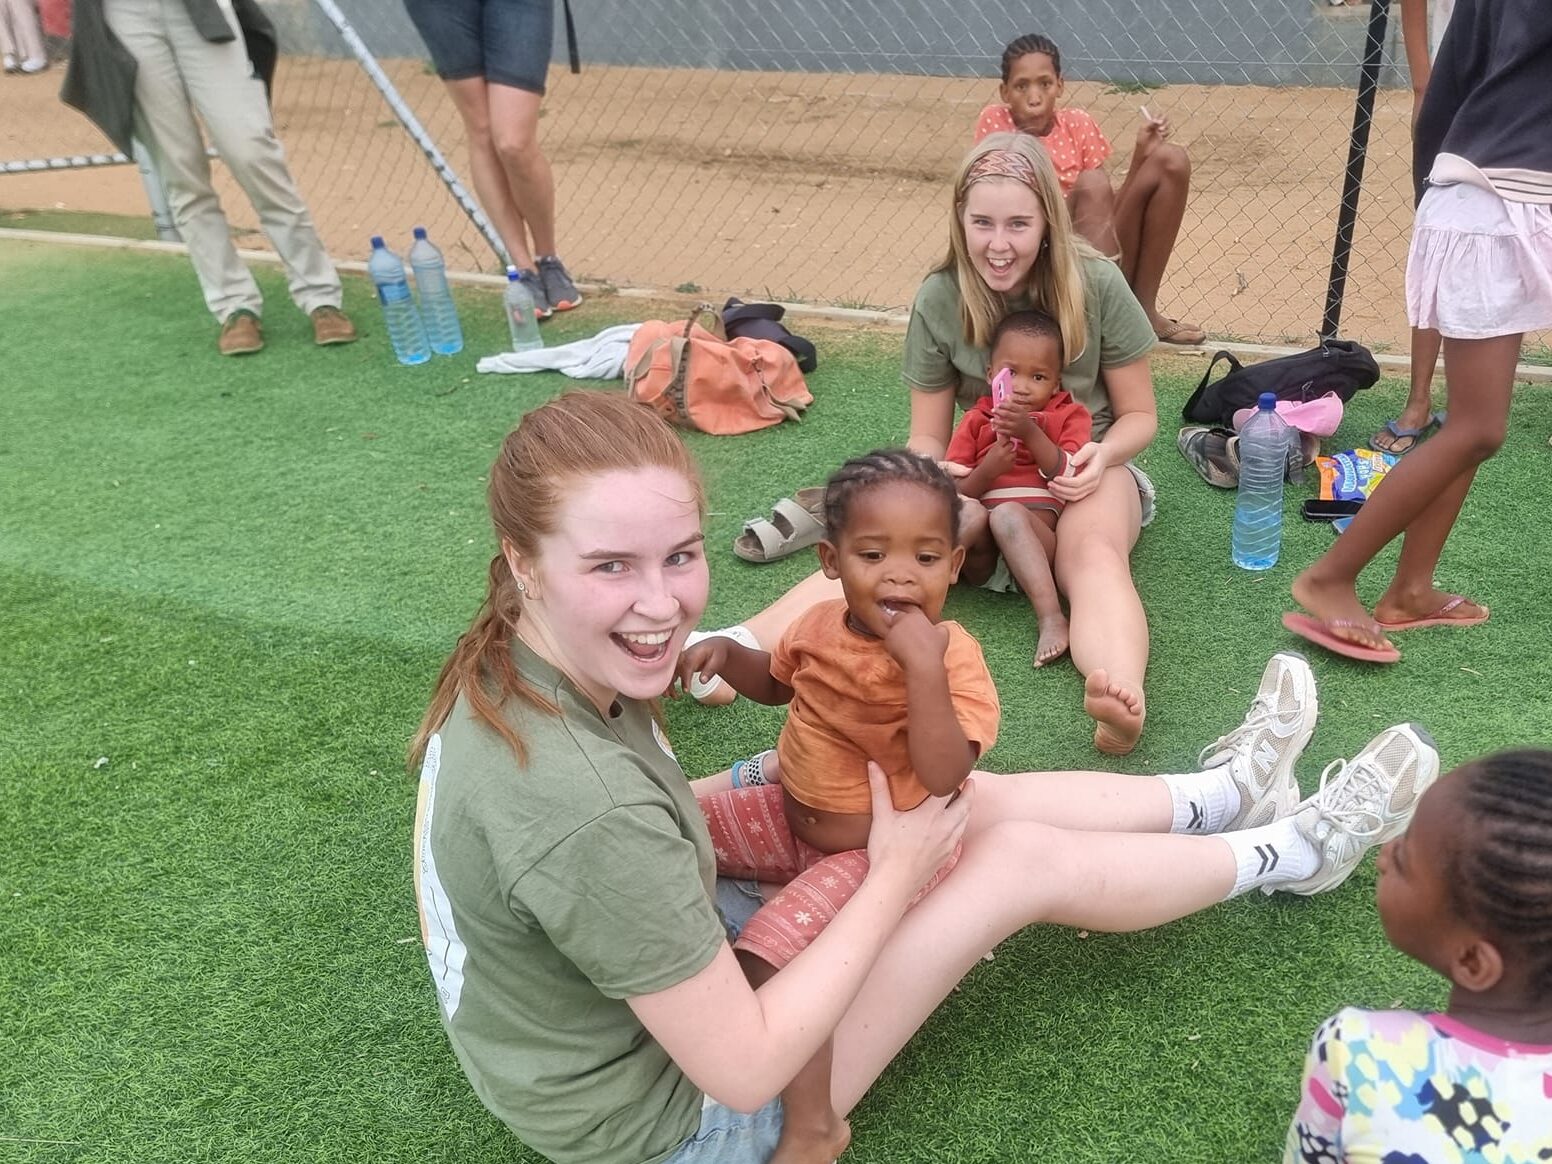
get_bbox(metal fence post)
[1319,0,1392,341]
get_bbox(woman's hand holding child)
[1047,440,1110,502]
[862,760,973,900]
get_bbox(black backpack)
[1181,340,1380,428]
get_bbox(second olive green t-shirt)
[901,255,1155,440]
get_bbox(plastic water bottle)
[368,236,430,366]
[408,226,463,356]
[504,266,544,353]
[1233,392,1294,571]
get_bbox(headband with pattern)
[964,148,1039,187]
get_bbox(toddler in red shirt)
[947,309,1090,667]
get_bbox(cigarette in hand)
[1139,105,1160,124]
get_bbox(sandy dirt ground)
[0,60,1448,348]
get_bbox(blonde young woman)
[412,390,1433,1164]
[700,133,1160,755]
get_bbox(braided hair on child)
[1452,748,1552,994]
[822,449,962,546]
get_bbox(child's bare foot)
[1085,670,1145,755]
[1290,568,1393,653]
[769,1113,851,1164]
[1033,613,1069,668]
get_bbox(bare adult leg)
[738,571,843,648]
[442,76,535,270]
[1113,143,1198,340]
[488,83,558,259]
[987,504,1068,666]
[1291,333,1520,652]
[1054,467,1148,754]
[1066,168,1119,257]
[1372,327,1443,454]
[829,821,1237,1113]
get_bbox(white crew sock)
[1158,767,1242,834]
[1221,818,1320,896]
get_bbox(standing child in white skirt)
[1284,0,1552,665]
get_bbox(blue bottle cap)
[1258,392,1278,409]
[506,266,520,281]
[413,226,427,239]
[370,235,385,248]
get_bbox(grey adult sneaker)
[1177,425,1241,488]
[1200,651,1319,831]
[515,267,553,319]
[1271,722,1441,896]
[537,255,582,312]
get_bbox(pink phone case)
[991,368,1022,453]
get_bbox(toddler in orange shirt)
[679,449,998,1164]
[975,32,1203,344]
[679,449,999,951]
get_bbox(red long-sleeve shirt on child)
[945,391,1093,513]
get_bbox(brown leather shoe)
[311,305,358,346]
[218,309,264,356]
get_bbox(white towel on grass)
[476,323,642,379]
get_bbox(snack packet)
[1316,447,1398,503]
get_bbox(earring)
[515,580,527,594]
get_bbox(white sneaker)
[4,54,18,74]
[1270,722,1441,896]
[1199,651,1319,831]
[19,57,47,74]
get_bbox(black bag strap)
[1181,350,1244,421]
[562,0,580,74]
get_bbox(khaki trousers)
[0,0,46,63]
[104,0,341,322]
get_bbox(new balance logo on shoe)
[1255,738,1281,774]
[1255,844,1279,875]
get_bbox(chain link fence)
[4,0,1545,354]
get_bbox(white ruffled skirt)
[1406,180,1552,339]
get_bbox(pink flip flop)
[1375,594,1489,632]
[1281,612,1400,665]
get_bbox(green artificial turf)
[3,237,1551,1163]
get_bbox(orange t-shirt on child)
[973,105,1112,196]
[770,599,1001,815]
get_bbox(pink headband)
[964,149,1039,187]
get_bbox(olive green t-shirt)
[900,256,1155,439]
[413,642,725,1164]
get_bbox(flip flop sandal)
[1370,412,1443,456]
[732,487,826,563]
[1154,318,1207,345]
[1282,612,1400,664]
[1376,594,1489,631]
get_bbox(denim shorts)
[403,0,553,94]
[715,875,765,942]
[661,1096,783,1164]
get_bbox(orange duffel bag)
[625,305,813,435]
